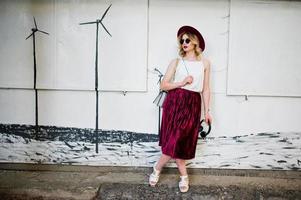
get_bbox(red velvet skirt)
[159,88,202,160]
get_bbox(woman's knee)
[175,159,186,166]
[162,153,172,160]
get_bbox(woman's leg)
[175,159,187,176]
[149,153,172,186]
[155,153,172,171]
[176,158,189,192]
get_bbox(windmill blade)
[33,16,37,29]
[79,21,97,25]
[100,4,112,22]
[26,32,34,40]
[38,30,49,35]
[100,22,112,37]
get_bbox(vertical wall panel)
[0,0,148,91]
[227,0,301,96]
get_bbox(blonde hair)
[178,33,202,60]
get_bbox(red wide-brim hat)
[177,25,205,51]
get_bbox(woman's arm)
[201,58,212,124]
[160,59,192,91]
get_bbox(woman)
[149,25,212,193]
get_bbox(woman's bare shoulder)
[202,57,211,69]
[171,57,180,63]
[168,58,180,67]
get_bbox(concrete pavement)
[0,163,300,199]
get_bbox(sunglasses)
[180,38,191,45]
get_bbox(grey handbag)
[153,90,167,107]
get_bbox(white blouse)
[173,58,205,93]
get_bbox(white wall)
[228,0,301,96]
[0,0,301,136]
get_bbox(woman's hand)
[182,75,193,86]
[205,112,212,125]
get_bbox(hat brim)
[177,25,205,51]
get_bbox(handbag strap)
[172,58,180,81]
[175,58,180,70]
[181,58,190,76]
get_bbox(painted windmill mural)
[25,16,49,139]
[79,4,112,153]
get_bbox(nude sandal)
[149,162,160,187]
[179,175,189,193]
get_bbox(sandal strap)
[149,169,160,185]
[150,173,159,180]
[179,175,189,187]
[149,162,160,184]
[153,167,160,176]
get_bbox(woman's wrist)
[178,81,184,88]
